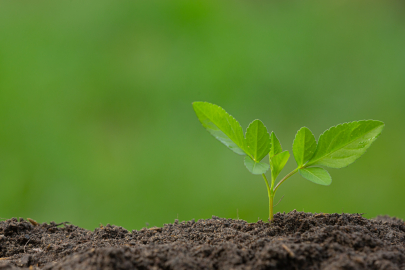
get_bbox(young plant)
[192,102,385,222]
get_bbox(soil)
[1,211,405,270]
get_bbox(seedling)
[192,102,384,222]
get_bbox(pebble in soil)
[1,211,405,270]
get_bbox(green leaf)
[306,120,385,168]
[270,150,290,181]
[269,132,282,158]
[193,102,247,155]
[293,127,317,167]
[245,120,270,162]
[244,156,270,175]
[299,167,332,185]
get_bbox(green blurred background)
[0,0,404,230]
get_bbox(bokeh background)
[1,0,404,230]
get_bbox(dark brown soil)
[1,211,405,270]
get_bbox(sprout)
[193,102,384,222]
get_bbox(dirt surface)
[1,211,405,270]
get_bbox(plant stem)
[269,190,274,222]
[273,168,298,195]
[263,168,299,223]
[262,174,273,222]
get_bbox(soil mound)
[1,211,405,269]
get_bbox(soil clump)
[1,211,405,269]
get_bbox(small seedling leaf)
[270,150,290,181]
[244,156,270,175]
[193,102,247,155]
[299,167,332,185]
[269,132,282,159]
[293,127,317,167]
[306,120,385,168]
[246,119,271,162]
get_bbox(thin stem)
[262,174,273,222]
[269,192,273,222]
[269,172,275,222]
[273,168,298,195]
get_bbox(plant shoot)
[193,102,384,222]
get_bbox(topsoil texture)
[1,211,405,270]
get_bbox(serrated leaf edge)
[193,101,248,155]
[269,131,282,159]
[292,126,317,168]
[245,119,270,162]
[306,120,385,168]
